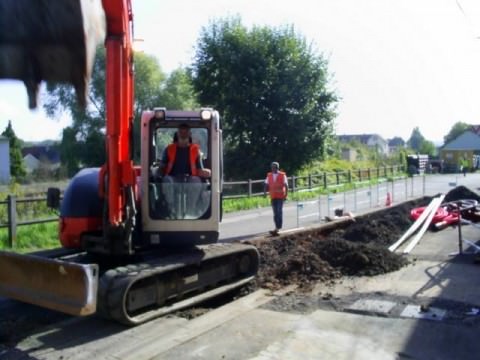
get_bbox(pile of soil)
[251,186,480,292]
[444,185,480,203]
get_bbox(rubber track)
[96,243,259,325]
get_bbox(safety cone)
[385,192,392,207]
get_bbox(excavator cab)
[140,108,222,247]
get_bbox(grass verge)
[0,222,59,253]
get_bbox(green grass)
[0,222,59,253]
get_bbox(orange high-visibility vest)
[164,143,200,176]
[267,171,287,199]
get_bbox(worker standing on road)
[459,157,469,177]
[264,162,288,236]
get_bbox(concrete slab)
[156,307,480,360]
[347,299,397,315]
[400,305,446,321]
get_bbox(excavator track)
[96,243,259,325]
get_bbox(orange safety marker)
[385,192,392,207]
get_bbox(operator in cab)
[153,123,211,218]
[160,123,211,180]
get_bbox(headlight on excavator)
[153,108,166,119]
[200,109,212,121]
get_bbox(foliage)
[0,223,59,252]
[44,48,197,175]
[190,17,337,179]
[419,140,436,156]
[443,121,470,145]
[297,158,376,176]
[158,68,198,110]
[1,121,27,180]
[407,127,426,152]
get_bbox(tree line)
[2,17,470,182]
[38,17,336,180]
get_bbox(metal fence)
[0,164,405,247]
[295,175,426,227]
[222,165,405,198]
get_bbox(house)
[0,136,10,183]
[341,147,357,162]
[387,137,406,153]
[440,130,480,172]
[22,145,61,174]
[337,134,389,155]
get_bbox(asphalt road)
[220,173,480,241]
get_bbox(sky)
[1,0,480,145]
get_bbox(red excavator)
[0,0,259,325]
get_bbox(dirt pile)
[254,236,341,290]
[252,186,480,292]
[444,185,480,203]
[313,239,408,276]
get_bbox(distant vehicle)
[427,158,444,174]
[407,154,429,175]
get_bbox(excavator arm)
[0,0,137,314]
[100,0,137,252]
[0,0,138,250]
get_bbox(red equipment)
[410,199,479,230]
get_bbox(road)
[220,173,480,241]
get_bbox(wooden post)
[358,169,362,182]
[248,179,252,197]
[323,173,327,188]
[7,195,17,247]
[292,176,296,192]
[335,172,339,185]
[308,174,312,189]
[367,168,371,180]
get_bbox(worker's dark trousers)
[271,199,284,229]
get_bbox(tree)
[1,120,26,180]
[190,18,337,179]
[44,48,197,176]
[419,140,436,156]
[443,122,470,145]
[407,127,426,152]
[158,68,198,110]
